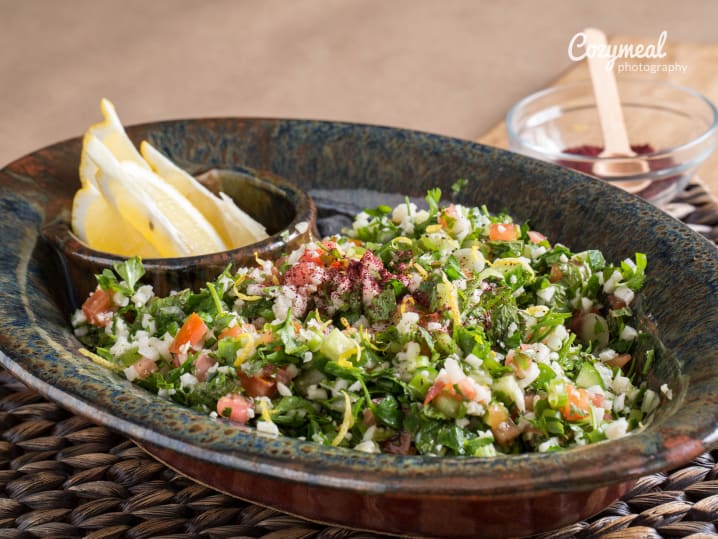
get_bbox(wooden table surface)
[2,2,718,196]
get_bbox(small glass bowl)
[506,79,718,205]
[42,166,316,310]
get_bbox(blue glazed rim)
[0,117,717,498]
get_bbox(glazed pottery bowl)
[41,165,316,310]
[1,118,718,538]
[506,79,718,206]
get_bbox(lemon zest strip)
[79,348,122,372]
[233,334,256,367]
[259,399,273,423]
[331,391,354,447]
[442,274,462,329]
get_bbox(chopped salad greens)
[73,188,667,456]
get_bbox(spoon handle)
[584,28,634,156]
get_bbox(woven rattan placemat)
[1,180,717,539]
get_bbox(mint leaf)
[114,257,145,295]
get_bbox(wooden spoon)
[584,28,651,193]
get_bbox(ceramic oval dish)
[1,118,717,538]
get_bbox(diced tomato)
[299,248,323,266]
[423,380,448,405]
[257,331,274,345]
[506,349,532,379]
[195,353,217,382]
[456,378,478,401]
[239,371,277,397]
[169,313,208,354]
[320,239,338,252]
[561,384,591,421]
[275,366,295,386]
[297,241,339,267]
[605,353,632,369]
[216,394,254,424]
[424,377,479,405]
[437,204,458,229]
[489,223,519,241]
[238,365,296,398]
[485,403,521,445]
[527,230,547,244]
[485,402,510,429]
[445,204,459,218]
[218,325,244,340]
[589,392,606,408]
[82,288,116,327]
[492,418,522,445]
[133,357,158,379]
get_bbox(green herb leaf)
[426,188,441,217]
[374,395,402,429]
[114,257,145,295]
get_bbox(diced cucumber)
[589,405,604,430]
[641,389,659,414]
[471,442,497,457]
[320,328,357,362]
[493,375,525,412]
[408,367,438,399]
[547,379,568,409]
[434,393,461,417]
[579,313,609,348]
[576,362,604,389]
[304,329,324,352]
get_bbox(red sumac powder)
[557,143,681,200]
[561,144,656,174]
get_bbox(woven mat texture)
[1,181,717,539]
[6,377,718,539]
[665,179,718,244]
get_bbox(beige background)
[2,0,718,188]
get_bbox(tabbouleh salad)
[73,188,668,457]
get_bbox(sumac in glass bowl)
[507,79,718,205]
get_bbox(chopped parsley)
[73,189,665,456]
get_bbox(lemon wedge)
[139,141,268,246]
[72,98,270,257]
[72,183,161,258]
[79,98,149,189]
[217,191,268,242]
[85,136,228,257]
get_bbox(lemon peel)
[78,347,122,372]
[86,136,227,257]
[331,391,354,447]
[71,182,160,258]
[72,98,270,258]
[439,273,462,329]
[79,98,149,189]
[140,141,268,246]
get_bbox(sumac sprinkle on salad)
[73,188,668,457]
